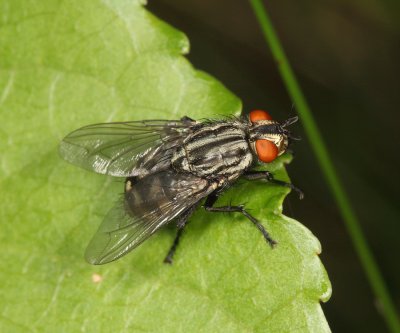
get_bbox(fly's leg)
[163,228,185,265]
[204,192,277,247]
[164,203,199,264]
[243,171,304,199]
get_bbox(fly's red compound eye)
[249,110,273,122]
[255,140,278,163]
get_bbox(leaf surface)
[0,1,331,332]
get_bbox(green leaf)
[0,1,331,332]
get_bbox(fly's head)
[248,110,299,163]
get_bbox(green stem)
[249,1,400,332]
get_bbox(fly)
[59,110,303,265]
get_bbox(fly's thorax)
[248,120,289,158]
[171,120,253,179]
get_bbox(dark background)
[147,1,400,332]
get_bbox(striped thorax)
[171,120,253,180]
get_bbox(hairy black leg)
[163,203,199,264]
[243,171,304,199]
[204,192,277,247]
[163,228,185,264]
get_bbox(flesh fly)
[59,110,302,264]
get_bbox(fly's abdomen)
[171,122,253,179]
[124,171,212,226]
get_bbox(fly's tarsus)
[243,171,304,200]
[164,228,184,264]
[204,192,277,248]
[271,179,304,200]
[164,203,200,264]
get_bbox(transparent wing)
[85,170,214,265]
[59,120,191,177]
